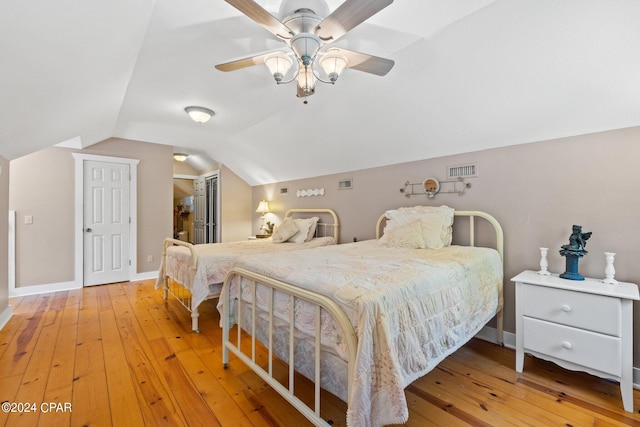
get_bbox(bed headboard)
[375,210,503,262]
[284,208,340,244]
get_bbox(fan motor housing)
[282,8,322,34]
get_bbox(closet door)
[205,175,218,243]
[193,176,205,244]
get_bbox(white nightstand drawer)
[523,317,621,376]
[521,284,620,336]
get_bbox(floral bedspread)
[156,237,335,311]
[219,240,503,427]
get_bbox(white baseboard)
[132,271,158,281]
[9,280,82,297]
[0,304,13,331]
[8,271,157,298]
[477,325,640,390]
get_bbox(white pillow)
[383,205,454,249]
[272,218,299,243]
[288,217,319,243]
[381,219,426,249]
[303,216,319,241]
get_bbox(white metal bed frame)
[161,208,340,333]
[221,210,504,426]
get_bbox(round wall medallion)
[423,178,440,196]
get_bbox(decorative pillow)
[383,205,454,249]
[288,217,319,243]
[303,216,320,241]
[271,218,299,243]
[381,219,426,249]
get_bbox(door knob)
[85,228,92,232]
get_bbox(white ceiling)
[2,0,640,185]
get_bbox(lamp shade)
[264,52,293,83]
[185,106,214,123]
[296,65,316,97]
[320,49,348,82]
[256,200,270,214]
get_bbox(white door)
[83,160,130,286]
[193,176,206,244]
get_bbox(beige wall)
[0,155,9,317]
[9,138,173,288]
[253,127,640,362]
[220,164,252,242]
[173,159,201,176]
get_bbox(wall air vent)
[338,178,353,190]
[447,163,477,179]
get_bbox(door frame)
[73,153,139,286]
[173,173,198,243]
[204,171,220,243]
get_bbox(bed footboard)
[222,267,358,426]
[162,238,202,332]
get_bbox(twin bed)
[157,208,339,332]
[217,206,504,427]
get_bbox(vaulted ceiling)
[2,0,639,185]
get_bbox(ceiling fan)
[215,0,395,98]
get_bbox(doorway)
[173,177,195,243]
[174,171,219,244]
[73,153,139,287]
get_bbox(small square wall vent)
[338,178,353,190]
[447,163,477,179]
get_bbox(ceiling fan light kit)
[216,0,395,99]
[320,49,347,82]
[264,52,294,82]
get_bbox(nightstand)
[512,270,639,412]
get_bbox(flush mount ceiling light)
[184,106,214,123]
[215,0,395,99]
[173,153,189,162]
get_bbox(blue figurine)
[559,225,592,280]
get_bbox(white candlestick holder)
[603,252,618,284]
[537,247,551,275]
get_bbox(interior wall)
[253,126,640,363]
[9,138,173,288]
[220,164,252,242]
[0,155,9,318]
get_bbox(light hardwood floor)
[1,279,640,426]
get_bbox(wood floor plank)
[119,279,165,341]
[2,280,640,427]
[70,286,112,427]
[146,337,222,426]
[399,387,474,427]
[442,355,602,426]
[97,285,146,427]
[453,339,640,424]
[0,296,32,361]
[112,314,189,426]
[0,294,52,379]
[40,289,81,427]
[140,282,260,427]
[6,291,71,427]
[0,374,25,426]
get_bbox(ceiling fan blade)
[224,0,293,39]
[315,0,393,42]
[338,48,394,76]
[215,52,272,72]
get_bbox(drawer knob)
[561,304,572,312]
[562,341,573,350]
